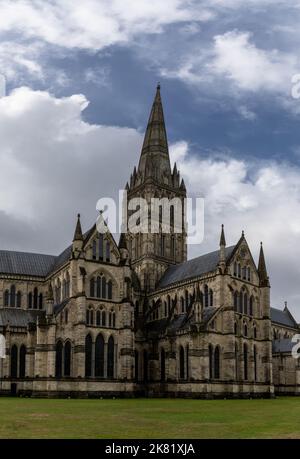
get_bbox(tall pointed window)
[106,241,110,262]
[55,341,63,378]
[107,336,115,379]
[95,334,105,377]
[98,234,103,261]
[10,345,18,378]
[244,343,248,380]
[64,341,71,377]
[85,334,93,377]
[16,291,22,308]
[10,285,16,307]
[214,347,220,379]
[179,346,185,379]
[19,345,26,378]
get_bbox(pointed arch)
[16,291,21,308]
[214,346,220,379]
[179,346,185,379]
[10,285,16,307]
[95,334,105,377]
[254,345,257,381]
[209,344,213,380]
[107,280,113,300]
[19,345,26,378]
[64,341,71,377]
[55,340,63,378]
[28,292,32,309]
[85,334,93,377]
[10,344,18,378]
[107,336,115,379]
[96,310,101,326]
[243,343,248,380]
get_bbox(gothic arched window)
[214,347,220,379]
[64,341,71,377]
[209,344,213,380]
[10,345,18,378]
[210,289,213,307]
[16,291,22,308]
[244,343,248,380]
[239,292,243,313]
[179,346,185,379]
[107,280,113,300]
[204,285,209,308]
[106,241,110,262]
[249,296,254,316]
[234,291,238,311]
[98,234,104,261]
[10,285,16,307]
[102,276,107,299]
[107,336,115,379]
[28,292,32,309]
[244,293,248,315]
[19,345,26,378]
[96,310,101,326]
[39,293,43,310]
[95,334,105,378]
[55,341,63,378]
[102,310,106,327]
[254,345,257,381]
[33,287,38,309]
[85,334,93,377]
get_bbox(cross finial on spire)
[73,213,83,242]
[219,224,226,247]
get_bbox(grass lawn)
[0,397,300,439]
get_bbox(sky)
[0,0,300,317]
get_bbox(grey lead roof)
[0,250,57,277]
[270,307,297,328]
[0,225,95,278]
[0,309,45,327]
[158,246,236,288]
[272,338,294,353]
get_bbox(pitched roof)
[270,307,298,328]
[157,245,235,289]
[0,224,95,278]
[0,308,45,327]
[0,250,56,277]
[272,338,294,353]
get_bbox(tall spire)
[137,84,171,180]
[219,224,226,247]
[73,213,83,242]
[258,242,269,287]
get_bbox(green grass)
[0,397,300,439]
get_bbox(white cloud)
[212,30,298,93]
[170,141,300,318]
[0,86,143,253]
[0,0,213,50]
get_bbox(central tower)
[123,85,187,292]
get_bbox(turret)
[72,213,83,254]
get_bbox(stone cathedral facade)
[0,86,299,398]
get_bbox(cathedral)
[0,85,299,398]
